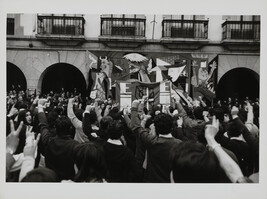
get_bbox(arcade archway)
[6,62,27,92]
[40,63,87,95]
[216,68,259,100]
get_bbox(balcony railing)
[162,19,208,39]
[37,15,85,36]
[100,17,146,37]
[222,21,260,40]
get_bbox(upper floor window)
[162,15,208,39]
[100,14,146,37]
[7,18,15,35]
[222,15,260,40]
[37,14,85,36]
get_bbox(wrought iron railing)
[222,21,260,40]
[162,19,208,39]
[100,17,146,37]
[37,15,85,36]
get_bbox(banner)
[116,80,171,109]
[190,56,218,101]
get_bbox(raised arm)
[175,97,199,128]
[82,105,96,141]
[37,99,52,147]
[122,107,131,129]
[205,116,245,183]
[67,98,82,129]
[131,100,156,147]
[19,130,41,182]
[94,100,103,123]
[6,120,23,175]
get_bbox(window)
[7,18,15,35]
[100,14,146,37]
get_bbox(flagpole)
[146,87,149,110]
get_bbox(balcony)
[221,20,260,51]
[99,17,146,48]
[36,15,85,45]
[162,19,208,39]
[161,19,209,49]
[222,21,260,40]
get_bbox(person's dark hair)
[168,106,174,114]
[108,107,121,120]
[21,167,60,182]
[170,141,220,183]
[17,109,32,125]
[74,142,107,182]
[107,120,124,139]
[193,106,204,120]
[55,116,72,137]
[14,101,28,110]
[47,110,59,128]
[100,116,113,131]
[154,113,173,135]
[238,108,247,123]
[89,110,98,124]
[226,120,243,138]
[54,107,64,116]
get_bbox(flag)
[116,80,161,107]
[85,50,98,70]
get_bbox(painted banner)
[190,56,218,101]
[116,80,171,110]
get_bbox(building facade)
[6,14,260,100]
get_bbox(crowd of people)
[6,87,259,183]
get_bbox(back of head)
[154,113,173,135]
[108,107,121,120]
[107,120,124,139]
[88,110,98,124]
[21,167,59,182]
[55,115,72,137]
[170,141,220,183]
[47,110,59,128]
[74,142,106,182]
[100,116,113,131]
[226,120,243,138]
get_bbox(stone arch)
[6,62,27,91]
[217,55,260,83]
[38,63,87,95]
[7,50,95,91]
[216,67,259,100]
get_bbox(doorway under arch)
[40,63,87,95]
[6,62,27,92]
[216,67,259,100]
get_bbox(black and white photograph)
[1,0,267,199]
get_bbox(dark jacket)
[103,142,141,182]
[131,107,182,183]
[38,112,80,180]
